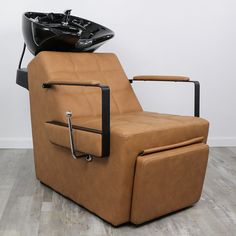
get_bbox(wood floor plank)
[0,149,43,236]
[0,148,235,235]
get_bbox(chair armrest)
[133,75,190,82]
[42,80,110,157]
[42,80,102,88]
[131,75,200,117]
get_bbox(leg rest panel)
[131,143,209,224]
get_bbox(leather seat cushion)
[45,111,209,157]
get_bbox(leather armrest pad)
[45,80,102,86]
[133,75,190,81]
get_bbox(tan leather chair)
[28,52,209,226]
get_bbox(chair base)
[39,180,197,227]
[35,143,208,226]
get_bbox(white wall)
[0,0,236,148]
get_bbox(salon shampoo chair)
[26,51,209,226]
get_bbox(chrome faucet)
[62,9,72,26]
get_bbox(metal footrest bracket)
[66,111,93,162]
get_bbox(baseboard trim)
[0,138,33,149]
[208,137,236,147]
[0,137,235,149]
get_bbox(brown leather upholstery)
[131,143,209,224]
[44,80,102,86]
[45,121,102,157]
[45,112,209,157]
[140,137,204,155]
[28,51,209,226]
[133,75,190,81]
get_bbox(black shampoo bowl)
[17,10,114,89]
[23,10,114,55]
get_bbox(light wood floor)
[0,148,235,236]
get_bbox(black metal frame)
[42,82,110,157]
[130,79,200,117]
[16,43,29,90]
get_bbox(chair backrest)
[28,52,142,121]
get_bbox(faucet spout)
[62,9,72,25]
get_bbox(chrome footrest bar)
[66,111,93,161]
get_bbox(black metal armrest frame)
[130,79,200,117]
[42,82,110,157]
